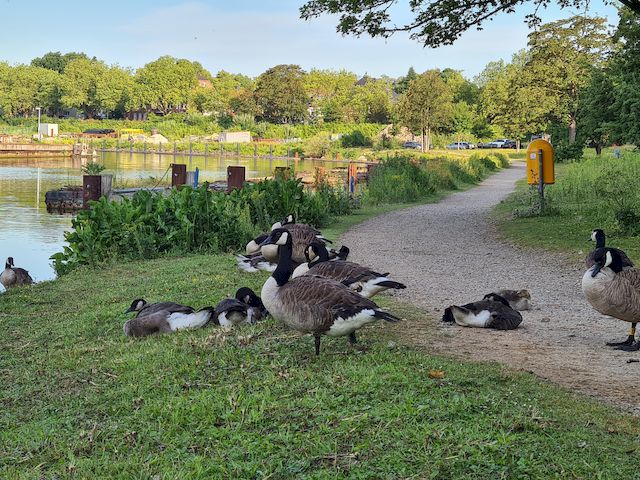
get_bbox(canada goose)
[291,241,406,298]
[582,247,640,351]
[235,254,277,273]
[272,214,332,244]
[483,289,531,311]
[246,233,269,256]
[260,228,401,355]
[585,229,633,269]
[328,245,350,261]
[442,294,523,329]
[123,307,216,337]
[214,287,268,326]
[1,257,34,289]
[125,299,195,317]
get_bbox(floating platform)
[0,143,73,157]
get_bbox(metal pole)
[538,148,545,211]
[36,107,41,141]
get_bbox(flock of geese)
[3,222,640,354]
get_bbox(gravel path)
[342,162,640,413]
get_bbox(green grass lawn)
[3,160,640,478]
[2,254,640,478]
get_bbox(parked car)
[466,142,476,149]
[485,138,509,148]
[83,128,116,135]
[402,141,422,150]
[446,142,474,150]
[501,140,517,149]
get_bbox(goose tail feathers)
[374,309,401,323]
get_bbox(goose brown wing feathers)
[138,302,194,317]
[277,275,379,332]
[307,260,381,284]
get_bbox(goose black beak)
[259,234,274,247]
[591,264,602,277]
[124,306,135,314]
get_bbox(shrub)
[51,176,353,275]
[303,134,332,158]
[554,142,584,163]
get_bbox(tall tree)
[304,69,357,121]
[300,1,640,48]
[393,67,417,94]
[0,64,61,116]
[524,16,611,143]
[397,70,453,152]
[130,56,201,115]
[254,64,309,123]
[577,69,619,154]
[31,51,89,73]
[60,58,132,118]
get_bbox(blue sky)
[0,0,620,79]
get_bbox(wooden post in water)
[171,163,187,188]
[227,166,245,193]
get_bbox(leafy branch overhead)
[300,0,640,47]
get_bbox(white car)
[446,142,470,150]
[486,139,509,148]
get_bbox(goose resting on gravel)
[1,257,34,289]
[582,247,640,351]
[442,293,523,330]
[585,229,634,269]
[483,289,531,311]
[259,228,401,355]
[292,241,406,298]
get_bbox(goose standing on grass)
[214,287,268,326]
[1,257,34,290]
[483,289,531,311]
[442,294,523,330]
[585,229,634,269]
[291,241,406,298]
[582,247,640,351]
[260,228,401,355]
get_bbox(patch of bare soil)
[342,163,640,413]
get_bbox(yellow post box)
[527,139,555,185]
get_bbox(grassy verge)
[2,253,640,478]
[4,158,640,477]
[494,150,640,263]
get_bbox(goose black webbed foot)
[614,341,640,352]
[606,335,636,347]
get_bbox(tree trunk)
[595,143,602,155]
[568,117,577,144]
[421,127,426,153]
[516,139,521,152]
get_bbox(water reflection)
[0,152,349,287]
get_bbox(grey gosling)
[1,257,34,289]
[214,287,268,326]
[260,228,401,355]
[483,289,531,311]
[291,241,406,298]
[442,294,523,330]
[585,229,633,269]
[582,247,640,351]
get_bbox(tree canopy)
[254,64,309,123]
[300,0,640,47]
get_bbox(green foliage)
[554,142,584,163]
[254,64,309,123]
[51,177,352,275]
[398,70,453,151]
[340,129,373,147]
[302,134,332,158]
[81,162,106,175]
[365,153,505,204]
[31,51,89,73]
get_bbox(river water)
[0,151,347,288]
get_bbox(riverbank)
[3,180,640,477]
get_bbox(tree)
[524,16,611,143]
[300,0,640,48]
[577,69,619,154]
[397,70,453,152]
[304,69,357,121]
[346,77,394,123]
[31,51,89,73]
[254,64,309,123]
[130,56,201,115]
[60,59,132,118]
[393,67,417,94]
[0,64,61,117]
[610,8,640,145]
